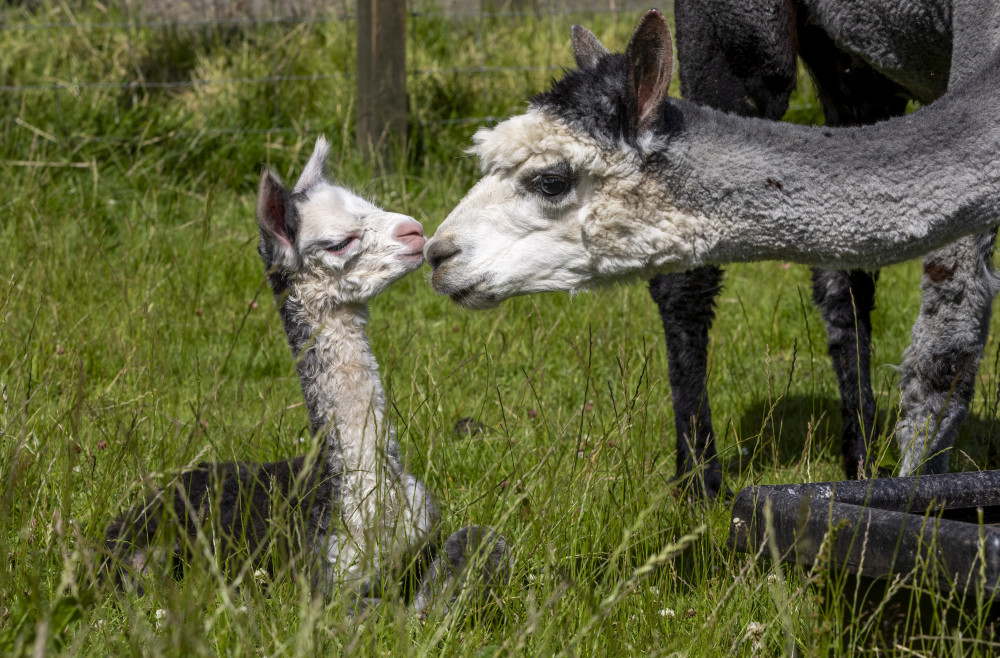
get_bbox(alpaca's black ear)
[625,9,673,136]
[257,168,296,268]
[571,25,609,69]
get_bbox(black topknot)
[530,52,684,148]
[531,54,631,146]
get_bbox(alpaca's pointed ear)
[571,25,609,69]
[625,9,673,136]
[293,135,331,194]
[257,168,297,269]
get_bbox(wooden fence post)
[356,0,407,158]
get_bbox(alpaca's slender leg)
[796,18,911,478]
[648,267,725,499]
[894,0,1000,474]
[810,269,878,477]
[659,0,797,499]
[896,230,999,474]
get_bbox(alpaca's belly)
[800,0,952,102]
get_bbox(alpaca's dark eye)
[523,163,575,201]
[537,175,570,197]
[326,237,355,254]
[529,172,574,199]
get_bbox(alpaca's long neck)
[269,274,387,477]
[646,79,1000,272]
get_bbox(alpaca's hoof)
[679,473,731,504]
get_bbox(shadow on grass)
[724,393,872,476]
[722,393,1000,477]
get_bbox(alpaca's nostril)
[392,218,424,240]
[391,218,426,257]
[425,239,460,270]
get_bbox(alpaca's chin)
[450,287,501,310]
[430,270,500,309]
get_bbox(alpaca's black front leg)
[795,14,911,479]
[666,0,796,499]
[810,269,879,478]
[649,267,725,499]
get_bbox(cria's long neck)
[651,79,1000,272]
[274,284,387,473]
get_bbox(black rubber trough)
[727,470,1000,596]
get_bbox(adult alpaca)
[424,9,1000,494]
[649,0,998,498]
[104,138,508,613]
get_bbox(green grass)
[2,3,1000,655]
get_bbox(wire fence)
[1,0,666,148]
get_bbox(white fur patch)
[428,109,716,305]
[325,530,366,585]
[292,182,424,309]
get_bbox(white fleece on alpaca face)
[293,182,422,311]
[428,109,716,307]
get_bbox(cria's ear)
[257,168,296,269]
[293,135,331,194]
[625,9,673,136]
[571,25,609,70]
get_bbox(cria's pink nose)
[393,218,426,253]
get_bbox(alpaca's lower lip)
[397,251,425,260]
[448,280,499,309]
[450,284,476,301]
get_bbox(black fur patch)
[532,53,685,148]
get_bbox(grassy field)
[3,4,1000,656]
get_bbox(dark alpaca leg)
[660,0,797,499]
[896,230,1000,474]
[810,269,878,478]
[797,16,910,478]
[648,268,725,499]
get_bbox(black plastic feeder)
[728,470,1000,596]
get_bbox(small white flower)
[94,619,106,630]
[745,621,765,637]
[766,573,778,584]
[254,568,267,584]
[154,609,167,620]
[658,608,675,619]
[648,586,660,596]
[237,605,248,615]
